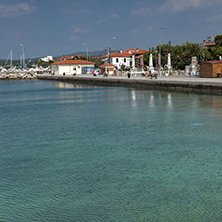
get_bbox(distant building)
[109,51,132,69]
[199,60,222,78]
[40,56,53,62]
[99,63,115,75]
[201,36,216,50]
[108,48,148,69]
[75,55,87,59]
[55,56,75,61]
[124,48,137,54]
[133,49,148,59]
[51,60,95,75]
[56,55,86,61]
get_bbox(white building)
[51,59,95,75]
[40,56,53,62]
[109,52,132,70]
[109,48,149,70]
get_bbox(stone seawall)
[37,75,222,94]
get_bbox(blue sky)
[0,0,222,59]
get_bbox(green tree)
[160,44,171,65]
[170,42,212,70]
[171,44,188,70]
[215,34,222,46]
[211,46,222,60]
[38,60,53,68]
[200,48,212,61]
[91,57,103,68]
[119,64,129,71]
[144,44,171,69]
[79,56,88,60]
[143,51,153,66]
[72,55,80,60]
[143,50,159,68]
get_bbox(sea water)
[1,80,222,222]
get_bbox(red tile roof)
[103,48,148,59]
[56,55,87,61]
[204,42,216,46]
[51,60,95,65]
[110,52,131,58]
[75,55,86,58]
[56,56,75,60]
[99,63,115,67]
[124,48,137,53]
[202,60,222,64]
[133,49,148,54]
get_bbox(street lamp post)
[159,26,166,74]
[107,36,116,75]
[83,43,88,61]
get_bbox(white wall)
[40,56,53,62]
[52,64,94,75]
[111,57,131,69]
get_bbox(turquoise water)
[1,80,222,221]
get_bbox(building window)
[124,58,126,63]
[116,58,119,63]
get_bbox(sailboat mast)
[10,51,12,68]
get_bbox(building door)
[82,67,87,74]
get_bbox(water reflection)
[149,92,154,108]
[131,90,137,108]
[167,94,173,109]
[51,81,95,88]
[50,81,222,113]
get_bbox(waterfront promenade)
[37,74,222,94]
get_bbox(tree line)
[143,34,222,70]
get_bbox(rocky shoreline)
[0,72,37,80]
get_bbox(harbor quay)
[37,74,222,94]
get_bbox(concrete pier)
[37,75,222,94]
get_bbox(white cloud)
[131,7,152,16]
[159,0,222,12]
[96,18,105,24]
[206,14,222,21]
[145,26,153,32]
[69,35,80,41]
[109,13,119,19]
[130,28,139,35]
[0,3,37,18]
[130,26,153,35]
[69,27,89,41]
[72,27,89,34]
